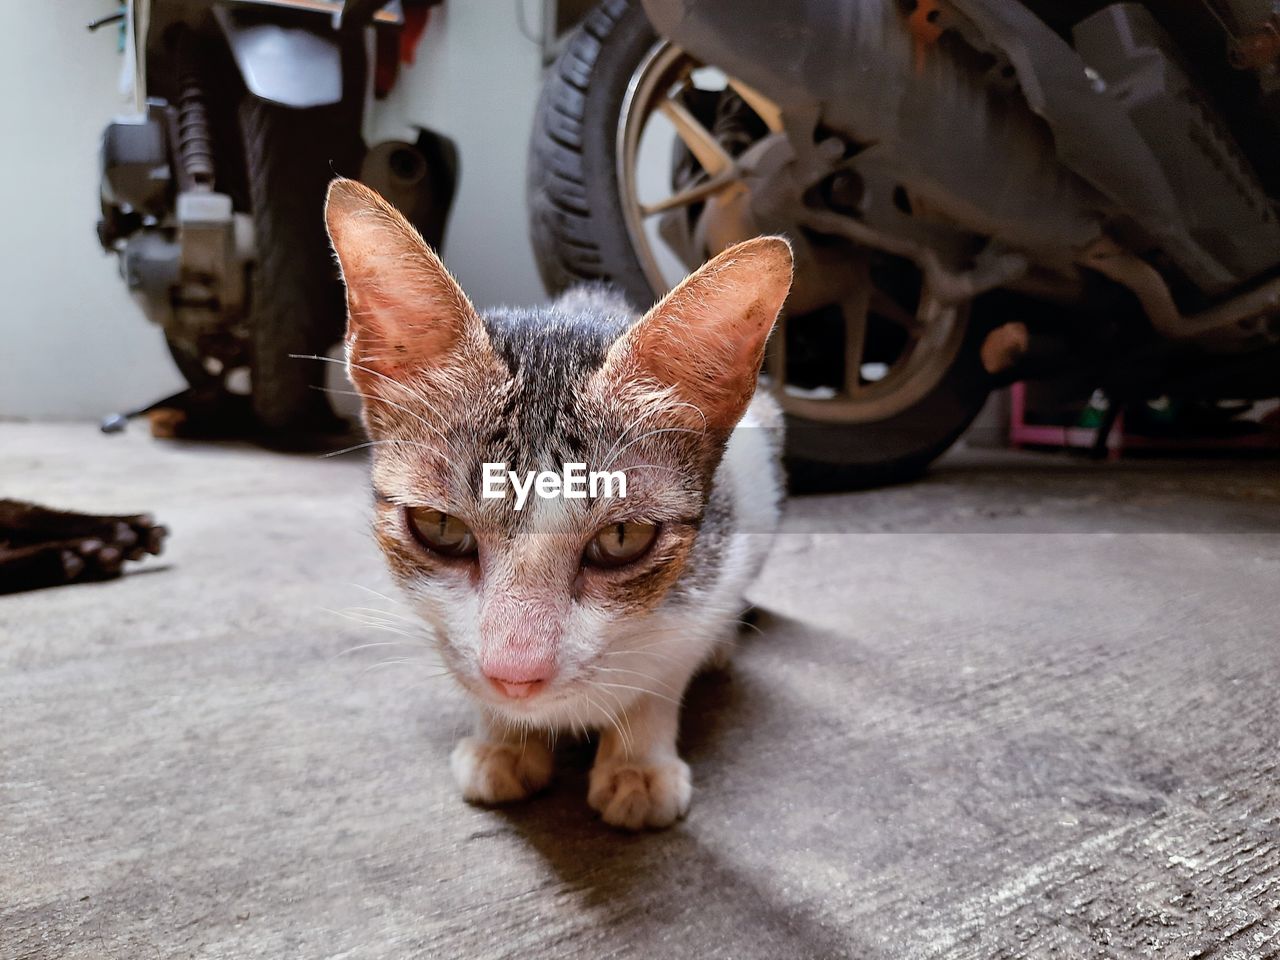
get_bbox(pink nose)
[487,677,548,700]
[480,652,555,701]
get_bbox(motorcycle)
[94,0,455,439]
[528,0,1280,489]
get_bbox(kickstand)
[1090,393,1121,460]
[100,388,201,434]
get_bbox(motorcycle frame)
[638,0,1280,349]
[103,0,391,363]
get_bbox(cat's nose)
[487,676,548,700]
[481,652,556,700]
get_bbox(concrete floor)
[3,421,1280,959]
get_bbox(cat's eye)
[583,522,658,568]
[406,507,477,558]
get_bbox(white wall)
[0,1,549,421]
[0,1,184,421]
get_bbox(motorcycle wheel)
[527,0,993,491]
[238,96,360,435]
[165,336,220,390]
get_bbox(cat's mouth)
[456,671,572,710]
[470,670,633,725]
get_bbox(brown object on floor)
[0,499,167,594]
[148,407,189,439]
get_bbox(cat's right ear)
[608,236,793,430]
[324,178,482,389]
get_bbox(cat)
[324,178,792,829]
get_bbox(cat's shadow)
[476,612,855,954]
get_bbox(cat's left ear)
[611,237,793,429]
[325,178,482,390]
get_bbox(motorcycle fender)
[214,7,343,108]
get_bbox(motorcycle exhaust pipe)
[360,129,458,252]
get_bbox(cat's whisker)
[659,398,709,428]
[349,584,415,608]
[593,665,680,695]
[330,601,440,632]
[339,604,422,624]
[601,647,683,667]
[320,439,380,459]
[307,374,449,441]
[584,690,631,756]
[601,425,707,472]
[572,697,590,741]
[592,679,683,708]
[323,606,435,639]
[293,352,451,430]
[564,703,582,741]
[595,401,669,470]
[326,607,416,628]
[602,638,686,654]
[316,386,449,444]
[357,624,425,640]
[340,620,434,643]
[605,633,693,654]
[611,463,684,477]
[330,640,437,660]
[610,628,690,646]
[320,437,442,460]
[597,686,639,756]
[601,685,636,751]
[356,656,448,678]
[595,397,708,470]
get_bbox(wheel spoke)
[726,77,784,133]
[870,289,924,335]
[657,96,736,178]
[639,171,738,216]
[841,262,873,395]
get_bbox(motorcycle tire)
[238,96,359,435]
[527,0,992,491]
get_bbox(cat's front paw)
[587,757,692,830]
[450,737,552,805]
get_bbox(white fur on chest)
[711,389,785,607]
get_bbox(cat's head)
[325,179,791,725]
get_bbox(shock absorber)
[174,31,215,192]
[165,28,244,331]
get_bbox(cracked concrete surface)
[2,422,1279,959]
